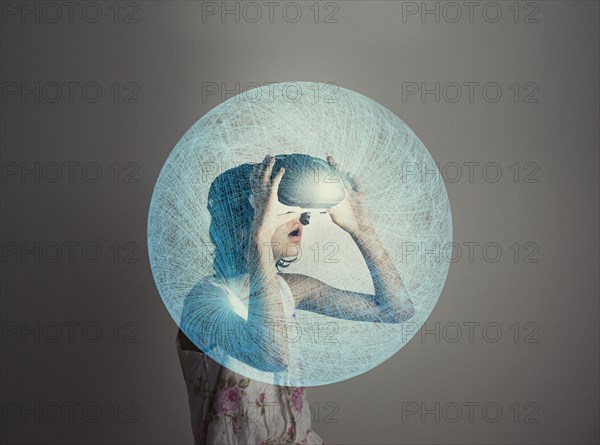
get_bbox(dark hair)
[207,162,297,280]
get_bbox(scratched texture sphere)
[148,82,452,386]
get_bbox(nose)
[299,212,311,226]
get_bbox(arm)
[286,228,414,323]
[351,224,414,321]
[246,154,303,370]
[288,156,414,323]
[245,226,289,370]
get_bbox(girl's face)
[271,218,303,261]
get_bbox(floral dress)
[176,275,325,445]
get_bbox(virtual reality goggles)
[250,154,346,225]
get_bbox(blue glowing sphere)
[148,82,452,386]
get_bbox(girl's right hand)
[249,154,301,242]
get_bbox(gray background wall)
[1,1,598,444]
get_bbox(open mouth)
[288,223,303,238]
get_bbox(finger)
[253,154,269,181]
[327,155,352,188]
[271,166,285,189]
[249,168,261,193]
[269,167,285,202]
[250,162,261,182]
[251,156,268,182]
[326,155,339,171]
[263,155,275,187]
[347,171,361,192]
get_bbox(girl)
[177,154,413,444]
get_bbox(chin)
[279,237,302,259]
[286,233,302,245]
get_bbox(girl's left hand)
[326,156,374,236]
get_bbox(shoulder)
[181,276,232,323]
[186,275,229,299]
